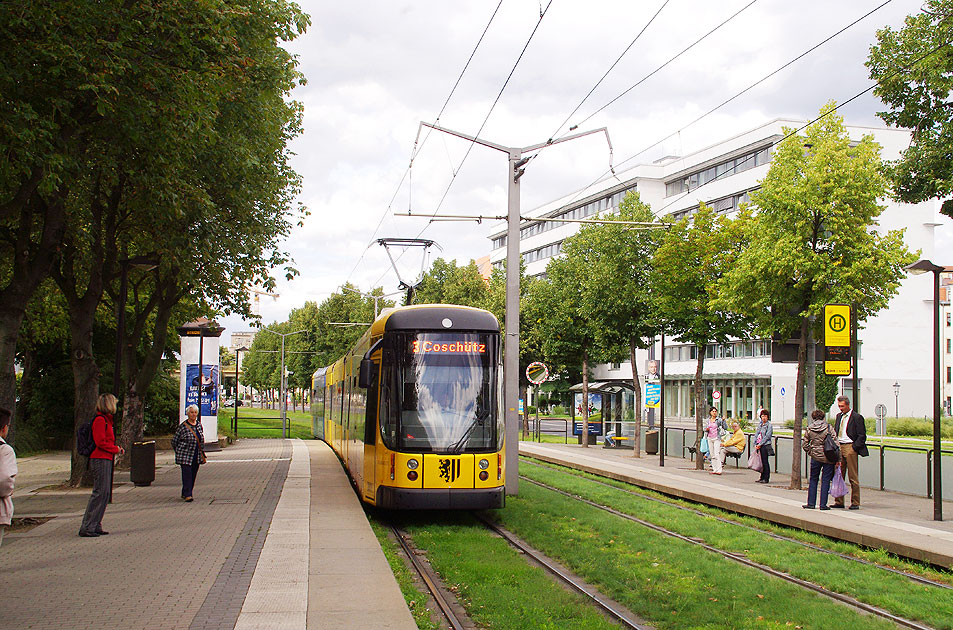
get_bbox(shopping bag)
[747,450,762,472]
[699,438,709,455]
[831,467,848,498]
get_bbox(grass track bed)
[514,459,953,629]
[375,511,623,629]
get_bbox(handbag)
[699,437,709,455]
[184,422,207,465]
[823,434,841,463]
[830,467,848,498]
[747,450,762,472]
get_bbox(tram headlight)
[407,458,419,470]
[478,458,489,470]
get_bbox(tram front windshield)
[392,332,499,453]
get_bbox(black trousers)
[180,459,199,498]
[80,458,112,534]
[758,447,771,482]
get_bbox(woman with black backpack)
[801,409,840,510]
[79,394,124,537]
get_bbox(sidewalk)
[520,441,953,569]
[0,439,415,630]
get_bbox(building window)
[664,146,771,197]
[610,362,621,371]
[948,338,951,353]
[948,366,951,384]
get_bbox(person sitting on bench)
[720,421,746,464]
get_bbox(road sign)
[526,361,549,385]
[712,390,721,400]
[824,303,852,376]
[874,403,887,436]
[780,387,786,397]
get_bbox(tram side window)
[363,362,379,445]
[351,373,366,441]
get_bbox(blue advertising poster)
[185,364,219,416]
[645,381,661,408]
[572,421,604,436]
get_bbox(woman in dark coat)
[79,394,124,537]
[171,404,205,502]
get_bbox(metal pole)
[504,150,521,496]
[234,349,240,436]
[934,270,943,521]
[281,335,287,440]
[660,334,666,467]
[114,263,128,397]
[852,302,859,413]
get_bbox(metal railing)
[528,418,953,501]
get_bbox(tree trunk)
[791,317,808,490]
[67,315,102,487]
[581,347,589,448]
[116,383,144,470]
[694,344,706,470]
[630,339,642,458]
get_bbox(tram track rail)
[522,475,937,630]
[522,458,953,591]
[391,524,469,630]
[471,512,652,630]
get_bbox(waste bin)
[130,440,156,486]
[645,430,659,455]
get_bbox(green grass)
[217,406,314,439]
[492,480,902,630]
[368,518,441,630]
[513,458,953,629]
[373,510,624,630]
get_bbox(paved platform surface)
[0,439,415,630]
[520,441,953,569]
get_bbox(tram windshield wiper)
[448,409,489,454]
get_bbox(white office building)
[488,119,946,422]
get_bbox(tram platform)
[519,440,953,569]
[0,439,415,630]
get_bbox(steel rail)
[391,526,466,630]
[523,476,935,630]
[522,459,953,590]
[471,513,651,630]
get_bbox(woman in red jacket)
[79,393,124,537]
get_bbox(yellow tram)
[311,304,505,509]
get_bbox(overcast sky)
[218,0,951,342]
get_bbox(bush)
[526,405,536,415]
[552,405,566,416]
[783,419,795,429]
[144,371,182,436]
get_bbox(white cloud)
[220,0,939,342]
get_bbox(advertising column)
[177,319,225,451]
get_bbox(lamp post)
[905,258,951,521]
[113,255,159,396]
[234,346,249,435]
[257,327,306,438]
[893,382,900,418]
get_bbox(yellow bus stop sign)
[824,304,851,375]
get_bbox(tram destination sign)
[411,339,487,354]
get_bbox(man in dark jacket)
[832,395,868,510]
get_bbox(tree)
[867,0,953,218]
[719,104,914,488]
[560,193,663,456]
[413,258,489,307]
[653,205,750,469]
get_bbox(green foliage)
[413,258,489,307]
[867,1,953,214]
[143,370,181,436]
[815,364,840,412]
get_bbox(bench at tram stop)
[685,444,743,467]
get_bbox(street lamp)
[234,346,249,435]
[905,258,951,521]
[114,255,159,397]
[341,286,402,319]
[256,327,306,438]
[893,382,900,418]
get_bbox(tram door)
[362,349,380,502]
